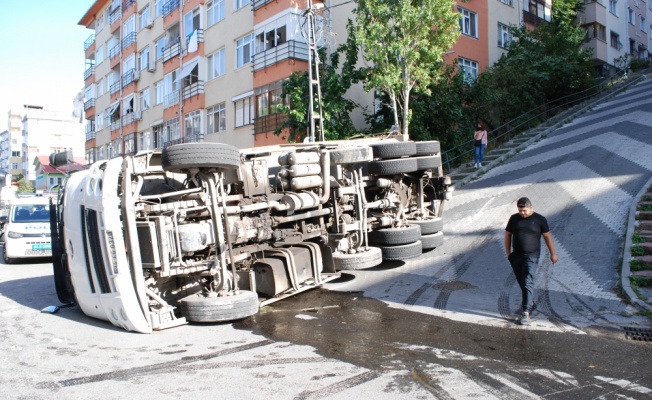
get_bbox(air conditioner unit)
[134,112,142,121]
[134,70,140,81]
[147,63,156,73]
[145,20,153,29]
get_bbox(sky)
[0,0,95,124]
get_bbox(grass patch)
[631,275,652,288]
[640,203,652,211]
[632,233,644,244]
[631,245,646,257]
[630,259,651,271]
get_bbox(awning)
[107,101,120,116]
[175,58,200,82]
[232,90,254,102]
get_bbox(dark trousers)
[508,253,539,312]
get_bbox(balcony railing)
[109,43,121,59]
[109,6,122,24]
[254,112,288,135]
[187,29,204,45]
[182,81,204,100]
[252,0,274,10]
[122,68,135,86]
[122,32,136,49]
[162,0,180,17]
[164,91,180,108]
[84,34,96,51]
[110,119,121,131]
[122,113,135,125]
[84,66,96,80]
[84,98,96,110]
[252,40,310,72]
[123,0,136,9]
[110,80,121,95]
[162,37,181,62]
[85,130,96,141]
[164,133,204,147]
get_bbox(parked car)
[49,137,453,333]
[2,195,52,263]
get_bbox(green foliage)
[631,245,646,257]
[17,176,34,193]
[632,233,644,244]
[640,204,652,211]
[630,259,650,271]
[630,275,652,288]
[275,23,362,142]
[354,0,460,136]
[469,0,595,131]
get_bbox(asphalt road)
[2,78,652,399]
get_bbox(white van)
[2,196,52,263]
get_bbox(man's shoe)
[520,312,531,326]
[479,163,483,168]
[529,302,537,314]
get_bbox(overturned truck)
[50,137,453,333]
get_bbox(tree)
[275,23,363,142]
[354,0,460,137]
[14,174,34,194]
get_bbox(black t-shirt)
[505,212,550,256]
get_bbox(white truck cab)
[2,195,52,263]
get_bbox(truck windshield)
[11,205,50,223]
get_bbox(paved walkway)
[329,76,652,333]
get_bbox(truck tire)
[379,240,422,260]
[162,143,241,173]
[415,155,441,171]
[408,216,443,235]
[421,231,444,250]
[332,247,382,270]
[330,147,373,165]
[180,290,259,322]
[370,142,416,159]
[369,224,421,245]
[3,244,12,264]
[415,141,441,155]
[368,158,418,175]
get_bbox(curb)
[622,176,652,313]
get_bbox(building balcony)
[253,0,274,10]
[109,6,122,25]
[164,133,204,147]
[523,11,548,27]
[122,0,137,11]
[109,43,121,59]
[164,91,180,108]
[182,81,204,100]
[122,32,136,49]
[110,80,121,95]
[254,112,288,135]
[85,130,96,141]
[83,34,96,51]
[122,113,136,125]
[162,0,180,17]
[84,98,96,111]
[162,37,181,62]
[110,119,121,132]
[84,65,95,80]
[252,40,309,72]
[122,68,137,87]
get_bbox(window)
[123,53,135,73]
[96,10,105,32]
[207,48,226,79]
[138,47,150,71]
[97,78,104,96]
[255,25,287,53]
[641,16,648,32]
[11,151,20,157]
[255,82,286,117]
[155,0,164,17]
[609,0,618,14]
[96,45,104,64]
[140,88,150,110]
[85,85,95,101]
[124,14,136,37]
[583,23,606,41]
[184,8,200,34]
[610,31,622,49]
[153,124,165,148]
[138,131,150,151]
[97,112,104,129]
[234,96,254,127]
[139,5,151,29]
[185,110,202,138]
[498,23,512,48]
[458,57,478,82]
[12,163,20,170]
[528,0,551,21]
[207,104,226,134]
[156,36,166,60]
[500,0,513,5]
[629,8,635,24]
[235,0,251,10]
[207,0,225,26]
[459,8,477,37]
[124,134,135,154]
[164,118,180,144]
[236,33,254,68]
[155,80,164,105]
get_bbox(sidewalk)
[446,72,652,313]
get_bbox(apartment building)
[1,110,24,182]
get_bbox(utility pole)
[304,0,325,142]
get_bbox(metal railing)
[164,133,204,147]
[122,69,135,86]
[109,43,121,59]
[162,0,180,17]
[122,32,136,49]
[182,81,204,100]
[254,112,288,135]
[441,71,633,171]
[252,40,309,72]
[109,80,121,94]
[109,6,122,24]
[84,34,96,51]
[84,66,95,80]
[84,99,96,110]
[252,0,274,10]
[162,37,181,62]
[164,91,180,108]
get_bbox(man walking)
[505,197,558,325]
